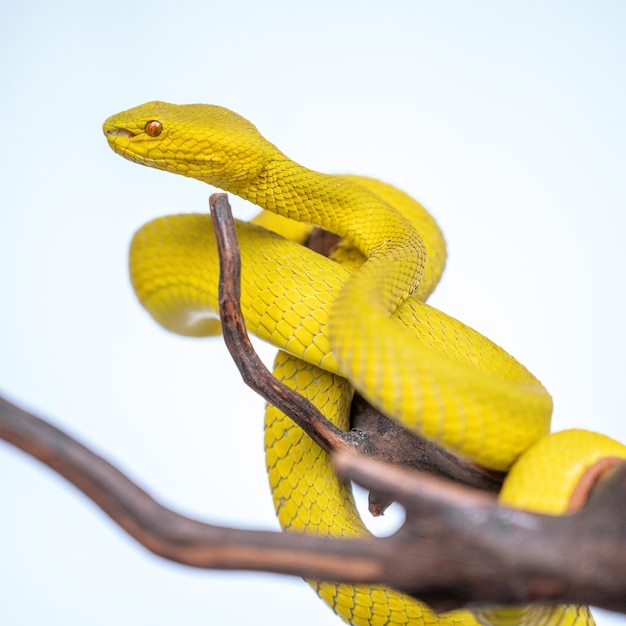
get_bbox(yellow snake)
[103,102,625,625]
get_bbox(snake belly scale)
[103,102,609,626]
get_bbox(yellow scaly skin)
[104,103,603,625]
[127,211,549,470]
[103,102,552,470]
[129,212,480,624]
[128,214,601,625]
[127,174,482,624]
[265,352,477,626]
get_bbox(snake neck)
[229,152,426,272]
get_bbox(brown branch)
[0,393,379,578]
[2,393,626,614]
[209,193,350,454]
[335,452,626,614]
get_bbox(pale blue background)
[1,1,625,625]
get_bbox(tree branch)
[1,393,626,614]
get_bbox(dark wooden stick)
[209,193,350,453]
[335,452,626,614]
[0,393,379,577]
[2,392,626,614]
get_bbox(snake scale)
[103,102,625,626]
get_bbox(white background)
[1,1,624,625]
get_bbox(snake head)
[102,101,274,190]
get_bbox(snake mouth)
[103,127,136,140]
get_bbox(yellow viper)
[103,102,624,625]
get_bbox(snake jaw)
[102,123,136,159]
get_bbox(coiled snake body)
[104,102,623,625]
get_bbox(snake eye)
[144,120,163,137]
